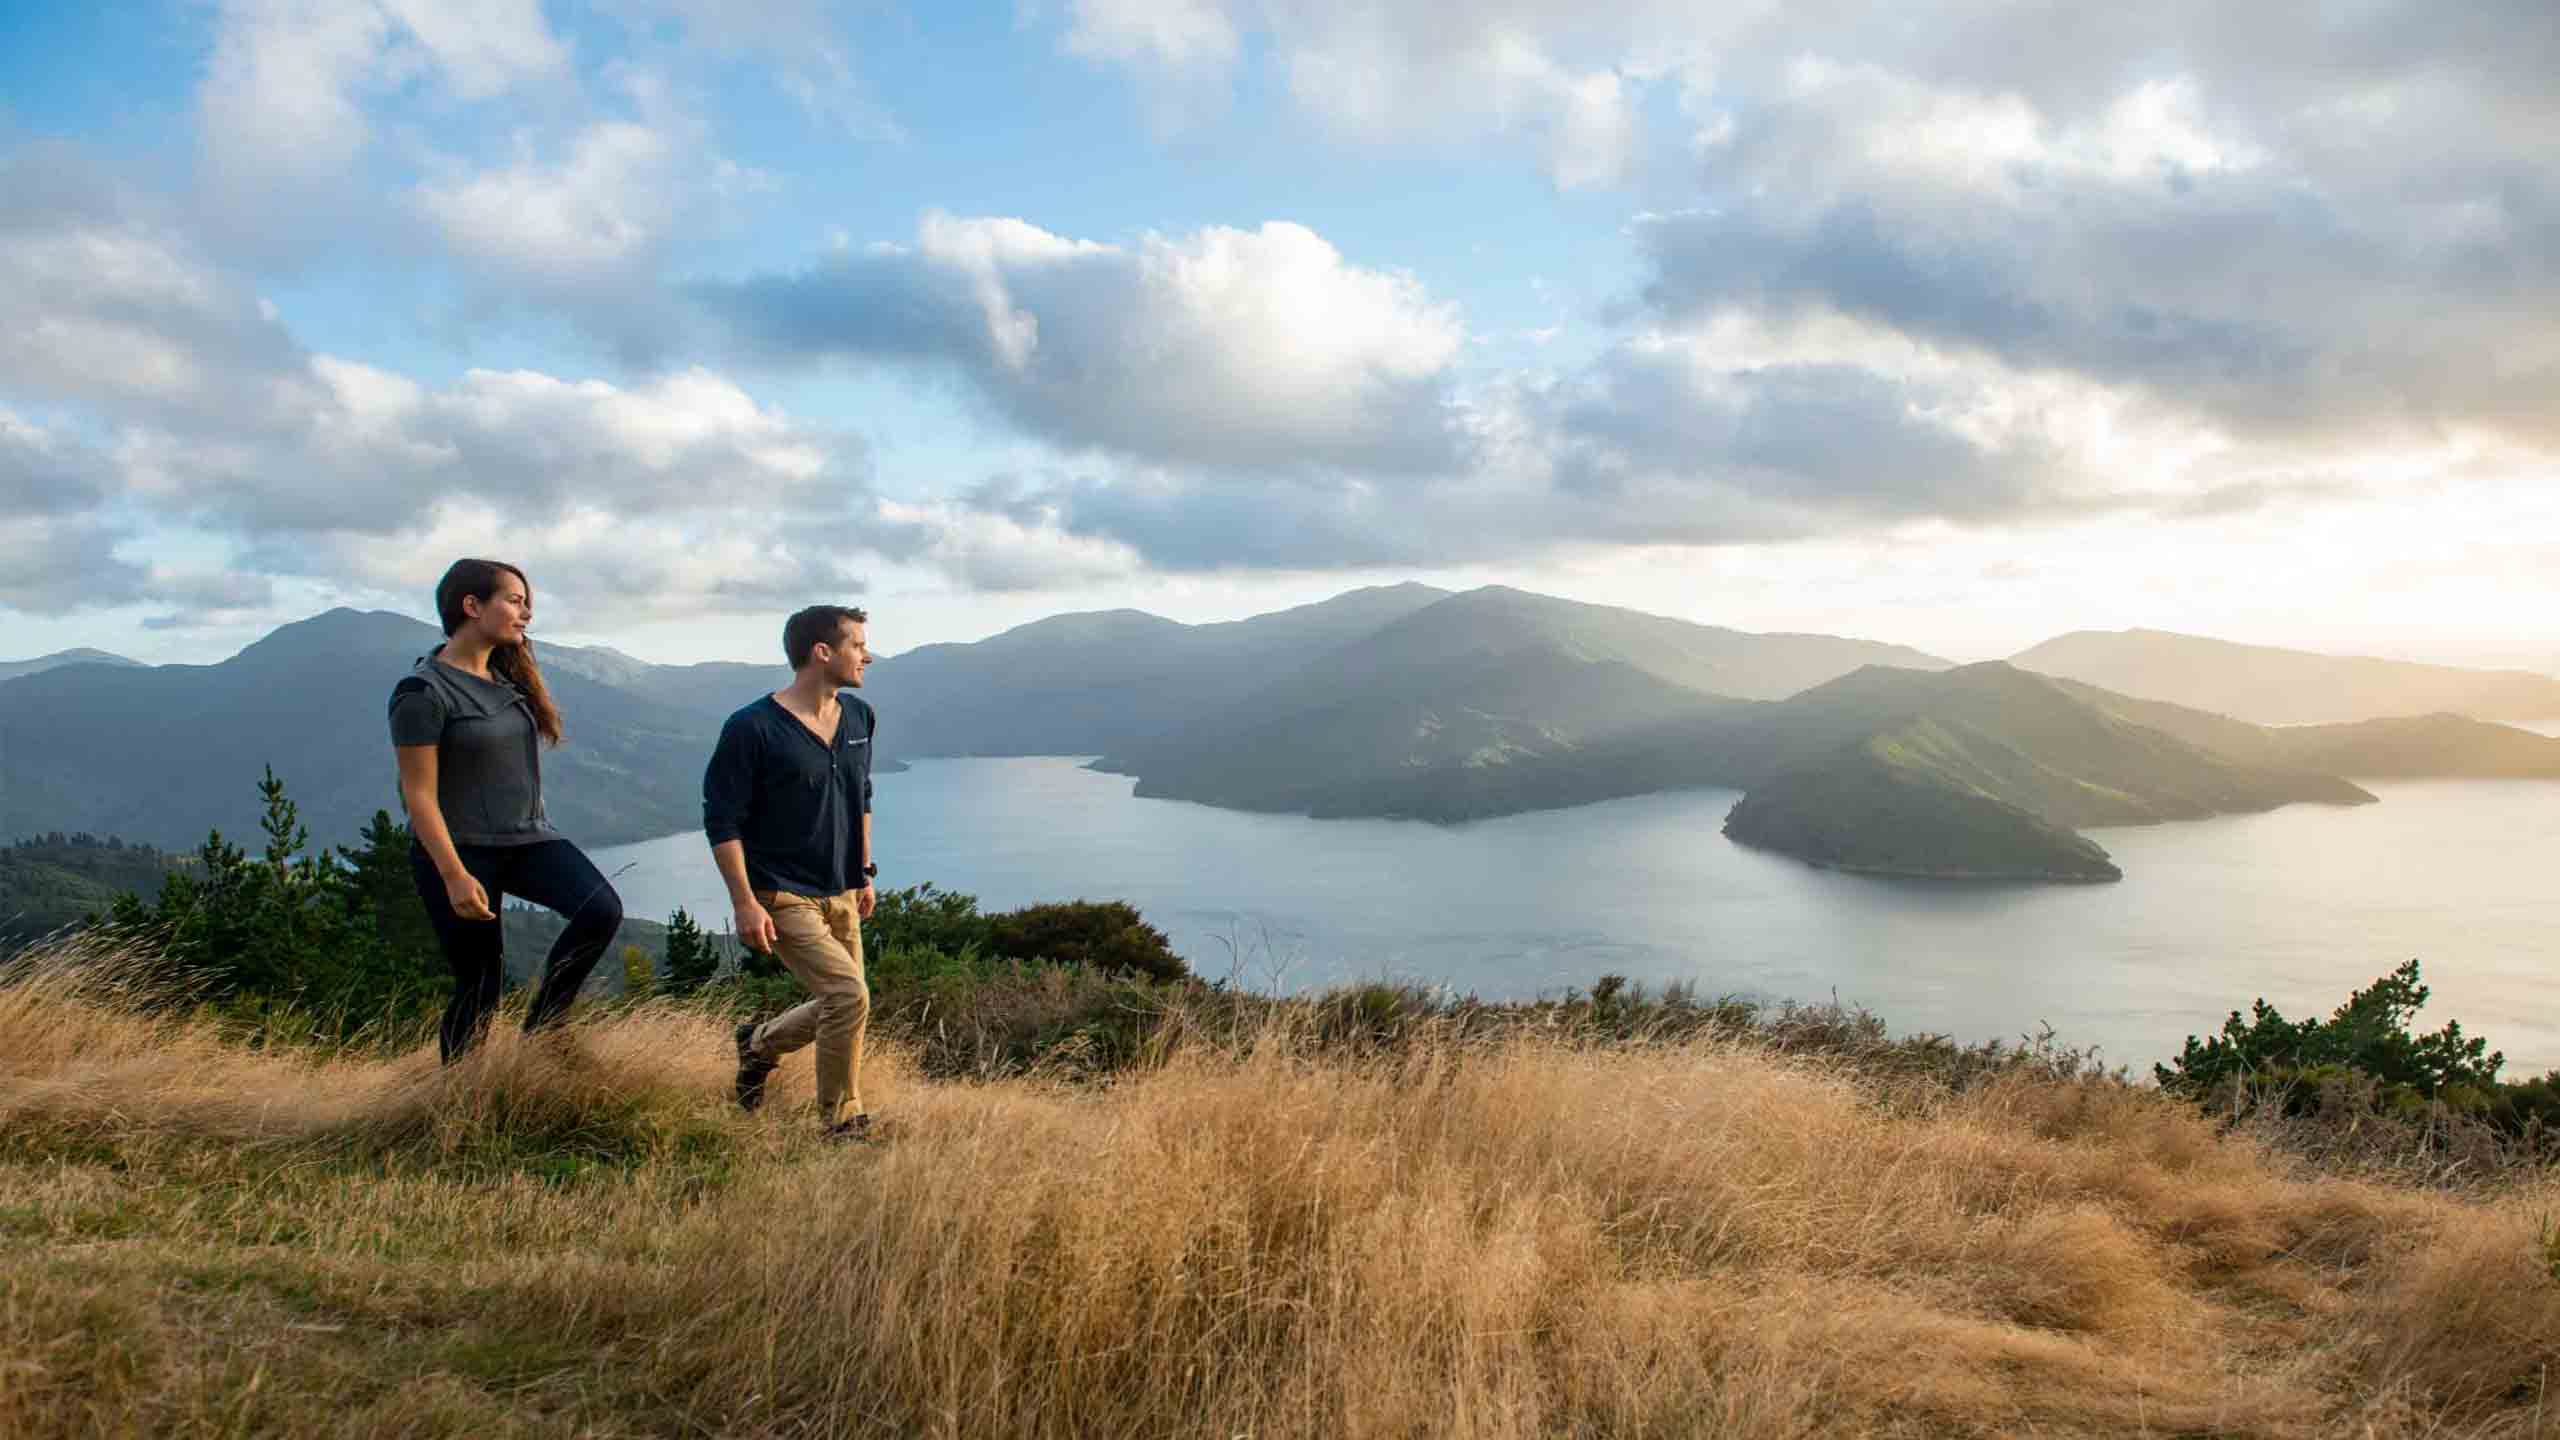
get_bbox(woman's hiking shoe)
[824,1113,875,1143]
[733,1023,777,1112]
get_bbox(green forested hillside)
[1245,663,2380,880]
[1115,656,1739,814]
[0,834,192,944]
[1095,585,1943,812]
[877,583,1456,758]
[1721,730,2125,881]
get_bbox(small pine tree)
[662,907,720,996]
[339,810,441,984]
[257,765,307,876]
[112,770,444,1023]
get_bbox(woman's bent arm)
[396,744,495,921]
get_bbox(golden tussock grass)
[2,934,2555,1438]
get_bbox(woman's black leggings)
[408,838,625,1063]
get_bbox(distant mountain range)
[0,582,1945,852]
[2010,629,2560,725]
[878,582,1459,758]
[6,591,2558,882]
[1096,594,2558,880]
[0,610,727,853]
[1158,656,2394,881]
[0,648,141,684]
[1092,585,1946,815]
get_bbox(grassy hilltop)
[4,935,2558,1439]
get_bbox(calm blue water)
[593,758,2560,1074]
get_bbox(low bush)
[985,899,1189,982]
[2158,958,2558,1173]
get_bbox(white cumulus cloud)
[414,122,681,275]
[196,0,567,206]
[703,213,1470,472]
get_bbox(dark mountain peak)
[234,608,443,664]
[1800,659,2087,709]
[1317,580,1446,603]
[1437,584,1614,618]
[537,640,661,688]
[979,607,1183,650]
[0,646,143,683]
[1391,585,1671,647]
[1262,580,1454,620]
[1184,582,1453,653]
[1784,661,1944,703]
[1419,588,1951,670]
[1934,659,2072,697]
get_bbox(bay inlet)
[592,756,2560,1074]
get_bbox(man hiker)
[703,604,880,1140]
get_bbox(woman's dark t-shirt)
[388,658,560,847]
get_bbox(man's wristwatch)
[863,862,878,882]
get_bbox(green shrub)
[864,883,993,959]
[2158,960,2559,1161]
[2485,1069,2560,1141]
[106,771,446,1031]
[866,939,981,994]
[985,900,1188,983]
[2156,959,2503,1105]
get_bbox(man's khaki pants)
[746,889,871,1125]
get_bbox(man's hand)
[855,883,876,921]
[734,898,777,953]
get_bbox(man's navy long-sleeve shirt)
[702,692,876,898]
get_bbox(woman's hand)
[444,869,496,922]
[395,743,486,920]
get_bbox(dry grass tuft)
[2,935,2555,1438]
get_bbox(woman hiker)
[389,558,625,1063]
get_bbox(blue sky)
[2,0,2555,669]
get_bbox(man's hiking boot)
[824,1113,876,1144]
[733,1023,777,1112]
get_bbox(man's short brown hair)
[783,605,869,669]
